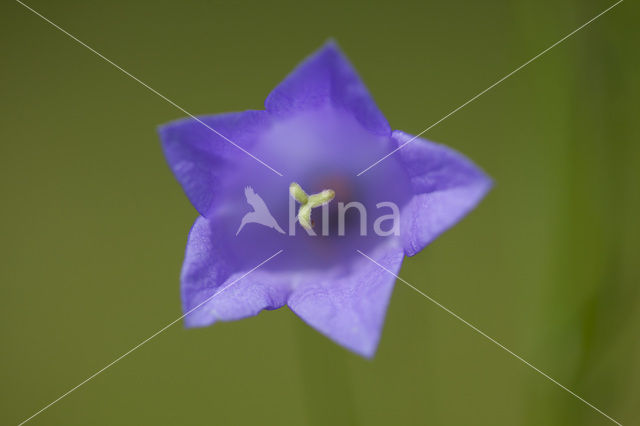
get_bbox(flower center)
[289,182,335,230]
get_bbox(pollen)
[289,182,335,230]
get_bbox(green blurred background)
[1,0,638,424]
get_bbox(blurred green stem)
[294,320,359,426]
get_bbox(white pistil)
[289,182,335,230]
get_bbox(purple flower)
[158,41,491,358]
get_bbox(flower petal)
[393,130,492,256]
[287,241,404,358]
[181,216,290,327]
[158,110,270,216]
[265,40,390,136]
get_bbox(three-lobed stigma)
[289,182,335,230]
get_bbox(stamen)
[289,182,335,230]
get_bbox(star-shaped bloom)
[158,41,491,358]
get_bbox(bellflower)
[158,41,491,358]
